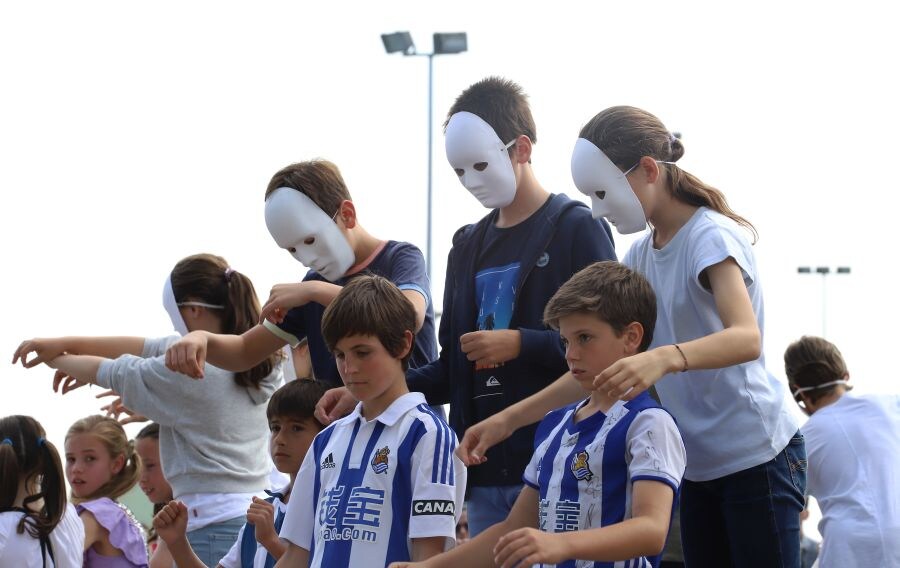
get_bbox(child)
[13,253,283,566]
[152,379,330,567]
[0,415,84,568]
[320,77,616,536]
[65,415,148,567]
[785,336,900,567]
[459,106,805,567]
[163,159,437,390]
[276,276,466,566]
[391,261,686,568]
[134,423,174,568]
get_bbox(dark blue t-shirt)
[472,205,546,423]
[265,241,437,388]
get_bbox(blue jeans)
[681,432,807,568]
[186,516,245,566]
[466,484,523,537]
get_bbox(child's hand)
[247,497,277,547]
[314,386,358,425]
[51,369,89,394]
[459,330,521,368]
[493,527,569,568]
[593,348,674,401]
[456,412,512,466]
[12,337,67,368]
[260,283,314,324]
[153,501,189,546]
[164,332,207,379]
[97,390,148,425]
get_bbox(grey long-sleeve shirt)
[97,336,283,497]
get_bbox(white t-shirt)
[0,503,85,568]
[219,492,288,568]
[280,392,466,567]
[624,207,797,481]
[803,393,900,568]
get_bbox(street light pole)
[381,31,467,283]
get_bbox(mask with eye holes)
[264,187,356,282]
[445,111,518,209]
[570,138,648,234]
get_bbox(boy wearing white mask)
[315,77,616,536]
[165,160,437,389]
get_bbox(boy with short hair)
[391,261,685,568]
[276,276,466,566]
[153,379,330,567]
[165,159,437,389]
[785,336,900,567]
[393,77,616,534]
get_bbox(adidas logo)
[321,453,335,469]
[486,377,501,387]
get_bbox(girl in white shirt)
[458,106,804,568]
[0,414,84,568]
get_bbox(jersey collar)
[349,391,428,426]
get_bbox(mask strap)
[503,138,517,151]
[792,379,850,398]
[177,301,225,310]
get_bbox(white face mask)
[570,138,648,234]
[264,187,355,282]
[162,276,224,336]
[445,111,518,209]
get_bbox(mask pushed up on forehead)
[264,187,355,282]
[571,138,647,234]
[445,111,518,210]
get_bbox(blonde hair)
[65,415,140,504]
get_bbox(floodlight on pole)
[381,31,468,282]
[797,265,851,337]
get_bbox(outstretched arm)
[165,325,285,379]
[13,336,144,368]
[596,257,762,400]
[457,372,584,465]
[389,486,538,568]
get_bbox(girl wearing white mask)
[13,253,283,567]
[458,106,804,568]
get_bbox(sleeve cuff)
[96,360,115,389]
[631,474,679,495]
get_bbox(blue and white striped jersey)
[280,392,465,567]
[523,393,686,568]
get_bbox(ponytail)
[579,106,758,243]
[0,416,67,540]
[171,254,279,389]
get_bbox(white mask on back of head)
[163,277,189,336]
[264,187,355,282]
[445,111,518,210]
[571,138,648,234]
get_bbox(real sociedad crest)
[371,446,390,474]
[570,450,593,482]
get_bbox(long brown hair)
[170,253,277,389]
[0,415,66,541]
[65,415,140,504]
[579,106,757,242]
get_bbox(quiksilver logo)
[321,453,335,469]
[412,500,455,516]
[486,377,501,387]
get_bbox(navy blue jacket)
[407,193,616,486]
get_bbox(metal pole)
[426,53,434,282]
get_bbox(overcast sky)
[2,1,898,532]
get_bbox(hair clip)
[224,267,235,282]
[37,437,46,447]
[1,438,13,446]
